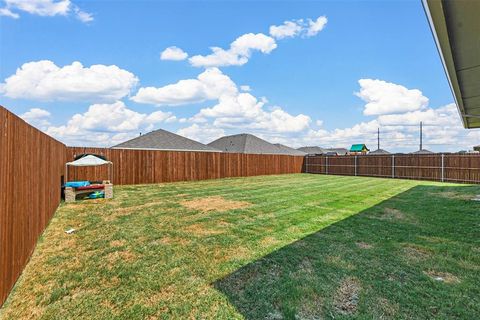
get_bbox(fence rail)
[66,147,305,185]
[304,154,480,183]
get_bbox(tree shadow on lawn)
[214,185,480,319]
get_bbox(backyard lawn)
[1,174,479,319]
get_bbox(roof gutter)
[421,0,468,128]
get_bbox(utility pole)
[377,127,380,150]
[419,121,423,151]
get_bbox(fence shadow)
[213,184,480,319]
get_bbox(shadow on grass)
[214,185,480,319]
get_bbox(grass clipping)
[181,196,250,212]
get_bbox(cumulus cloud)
[46,101,176,146]
[306,16,328,37]
[189,33,277,67]
[269,20,303,39]
[356,79,429,116]
[160,46,188,61]
[177,124,225,143]
[132,67,237,106]
[0,7,19,18]
[197,93,310,133]
[20,108,51,129]
[1,60,138,102]
[269,16,328,39]
[0,0,93,22]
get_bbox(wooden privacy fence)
[0,106,66,307]
[305,154,480,183]
[66,147,305,185]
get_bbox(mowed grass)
[1,174,479,319]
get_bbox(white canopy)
[66,155,112,167]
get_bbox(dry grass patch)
[295,293,323,320]
[424,270,460,284]
[110,239,126,247]
[106,250,137,265]
[356,242,373,249]
[381,207,405,220]
[184,223,224,236]
[374,297,399,319]
[402,244,431,261]
[180,196,251,212]
[333,277,361,315]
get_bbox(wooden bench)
[65,181,113,202]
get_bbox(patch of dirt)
[295,293,323,320]
[424,270,460,284]
[180,196,251,212]
[333,277,361,315]
[402,244,431,261]
[356,242,373,249]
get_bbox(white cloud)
[240,85,251,92]
[73,5,93,23]
[132,67,237,106]
[0,0,93,22]
[269,20,303,39]
[20,108,51,129]
[160,46,188,61]
[0,7,19,18]
[1,60,138,102]
[306,16,328,37]
[356,79,429,116]
[46,101,176,146]
[189,33,277,67]
[177,124,225,143]
[269,16,327,39]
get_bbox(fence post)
[354,155,357,176]
[441,153,445,182]
[392,154,395,178]
[325,156,328,175]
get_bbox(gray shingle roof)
[273,144,307,156]
[112,129,221,152]
[208,133,298,155]
[297,146,325,155]
[324,148,349,155]
[411,149,435,155]
[368,148,391,155]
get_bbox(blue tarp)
[64,181,90,188]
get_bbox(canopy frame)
[65,155,113,183]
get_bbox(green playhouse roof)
[350,144,369,152]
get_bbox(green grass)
[1,174,479,319]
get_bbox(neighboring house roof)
[273,144,307,156]
[112,129,221,152]
[208,133,291,155]
[325,148,349,155]
[411,149,435,155]
[423,0,480,128]
[297,146,326,155]
[350,144,370,152]
[368,148,391,155]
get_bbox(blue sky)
[1,0,479,151]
